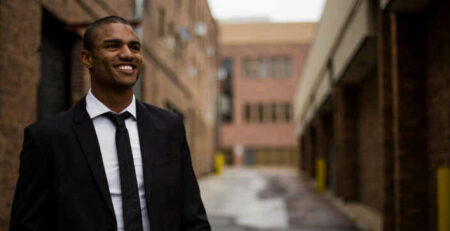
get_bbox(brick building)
[293,0,450,230]
[218,22,315,166]
[0,0,218,228]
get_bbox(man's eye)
[106,44,120,49]
[130,45,140,51]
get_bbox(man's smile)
[114,63,137,75]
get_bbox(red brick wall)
[0,1,41,228]
[220,43,309,149]
[391,12,429,231]
[377,11,395,231]
[333,85,359,201]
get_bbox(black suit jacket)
[9,98,210,231]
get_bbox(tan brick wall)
[140,0,218,175]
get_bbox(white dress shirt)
[85,89,150,231]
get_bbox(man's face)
[82,23,142,91]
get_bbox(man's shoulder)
[138,101,184,129]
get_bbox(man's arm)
[9,127,51,231]
[179,123,211,231]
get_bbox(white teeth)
[118,65,133,70]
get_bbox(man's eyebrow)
[129,41,141,46]
[102,39,123,44]
[102,39,140,46]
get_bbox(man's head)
[81,16,142,92]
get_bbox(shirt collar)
[85,89,137,120]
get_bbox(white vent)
[194,22,207,37]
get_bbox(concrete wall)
[294,0,376,135]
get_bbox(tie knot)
[105,111,132,128]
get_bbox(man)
[9,16,210,231]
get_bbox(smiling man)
[9,16,210,231]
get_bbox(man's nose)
[118,45,133,60]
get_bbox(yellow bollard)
[316,157,326,192]
[214,152,225,175]
[438,167,450,231]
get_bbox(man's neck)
[91,87,134,113]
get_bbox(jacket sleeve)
[179,123,211,231]
[9,126,51,231]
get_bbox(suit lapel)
[136,101,162,203]
[72,98,115,217]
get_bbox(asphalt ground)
[199,168,361,231]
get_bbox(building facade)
[293,0,450,230]
[218,23,315,166]
[0,0,218,229]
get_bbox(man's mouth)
[114,64,136,74]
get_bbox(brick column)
[299,135,307,172]
[309,126,317,177]
[333,85,359,201]
[377,10,395,231]
[302,126,314,177]
[313,115,326,160]
[391,12,428,231]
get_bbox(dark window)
[284,103,291,122]
[220,58,233,122]
[271,103,277,122]
[244,104,251,123]
[258,104,264,123]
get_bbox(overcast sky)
[207,0,326,22]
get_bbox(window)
[258,104,264,123]
[243,57,292,78]
[284,103,291,122]
[282,58,292,77]
[244,104,251,123]
[220,58,234,123]
[243,102,292,124]
[264,104,272,122]
[243,58,261,78]
[271,103,277,122]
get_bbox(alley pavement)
[199,168,361,231]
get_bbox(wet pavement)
[199,168,361,231]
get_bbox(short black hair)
[83,16,132,51]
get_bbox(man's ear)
[81,49,93,69]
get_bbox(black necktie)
[105,112,143,231]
